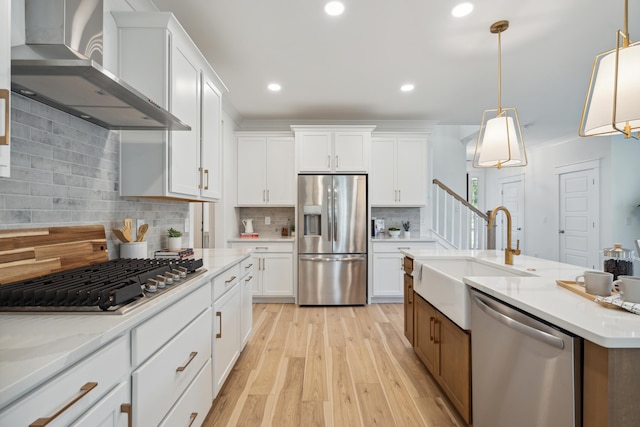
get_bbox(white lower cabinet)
[0,336,129,427]
[70,382,131,427]
[371,241,436,301]
[240,257,255,347]
[213,275,241,398]
[159,360,212,427]
[133,308,212,427]
[229,241,295,301]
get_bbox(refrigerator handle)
[333,185,338,242]
[327,186,333,242]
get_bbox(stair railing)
[432,179,493,250]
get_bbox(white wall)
[430,125,468,196]
[214,109,239,248]
[483,135,639,263]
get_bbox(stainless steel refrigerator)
[298,174,367,305]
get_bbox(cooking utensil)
[112,228,130,243]
[123,218,133,242]
[136,224,149,242]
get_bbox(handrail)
[432,179,489,220]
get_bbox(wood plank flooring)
[204,303,465,427]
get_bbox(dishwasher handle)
[472,295,564,350]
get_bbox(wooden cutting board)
[0,225,109,285]
[556,280,622,310]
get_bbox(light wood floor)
[203,303,465,427]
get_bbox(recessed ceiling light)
[268,83,282,92]
[401,84,415,92]
[325,1,345,16]
[452,2,474,18]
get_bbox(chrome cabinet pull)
[216,311,222,338]
[30,382,98,427]
[225,275,237,284]
[120,403,132,427]
[176,351,198,372]
[398,189,401,202]
[263,189,266,202]
[188,412,198,427]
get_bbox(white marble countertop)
[371,236,436,242]
[0,248,251,409]
[401,250,640,348]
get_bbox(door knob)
[559,230,565,234]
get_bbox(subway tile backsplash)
[0,94,190,258]
[372,207,421,235]
[238,207,295,237]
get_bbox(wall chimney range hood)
[11,0,190,131]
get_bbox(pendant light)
[579,0,640,139]
[473,20,527,169]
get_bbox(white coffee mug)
[575,271,613,296]
[612,276,640,302]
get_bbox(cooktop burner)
[0,258,204,314]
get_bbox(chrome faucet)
[488,206,521,265]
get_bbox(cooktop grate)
[0,258,203,312]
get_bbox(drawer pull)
[225,275,237,284]
[429,316,435,342]
[188,412,198,427]
[176,351,198,372]
[255,246,269,250]
[30,382,98,427]
[120,403,132,427]
[216,311,222,338]
[433,319,440,344]
[245,276,253,282]
[245,263,253,269]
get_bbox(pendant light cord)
[497,29,502,114]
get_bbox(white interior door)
[559,168,599,268]
[497,177,524,252]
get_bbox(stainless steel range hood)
[11,0,190,131]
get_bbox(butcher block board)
[0,225,108,284]
[556,280,622,310]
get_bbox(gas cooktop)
[0,258,205,314]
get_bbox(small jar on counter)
[602,243,634,280]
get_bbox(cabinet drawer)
[213,263,241,300]
[159,360,212,427]
[240,256,255,277]
[230,241,294,253]
[0,336,128,427]
[372,241,436,253]
[133,308,212,427]
[132,284,211,366]
[70,381,130,427]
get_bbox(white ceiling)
[151,0,631,146]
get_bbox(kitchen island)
[402,250,640,427]
[0,248,251,426]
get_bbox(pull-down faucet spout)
[488,206,521,265]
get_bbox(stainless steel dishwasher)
[470,289,582,427]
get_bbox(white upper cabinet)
[370,135,428,206]
[114,12,226,201]
[293,126,374,173]
[237,133,295,206]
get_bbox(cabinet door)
[298,132,332,172]
[70,382,130,427]
[396,138,427,205]
[334,132,369,172]
[200,75,222,200]
[370,138,397,205]
[261,253,294,296]
[237,137,267,205]
[169,42,200,197]
[438,314,471,424]
[372,253,404,297]
[404,273,414,346]
[241,271,255,347]
[414,295,438,374]
[213,284,241,397]
[266,137,295,205]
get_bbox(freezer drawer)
[298,254,366,305]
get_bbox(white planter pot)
[404,231,411,239]
[168,236,182,250]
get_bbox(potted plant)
[388,227,401,238]
[167,228,182,250]
[402,221,411,239]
